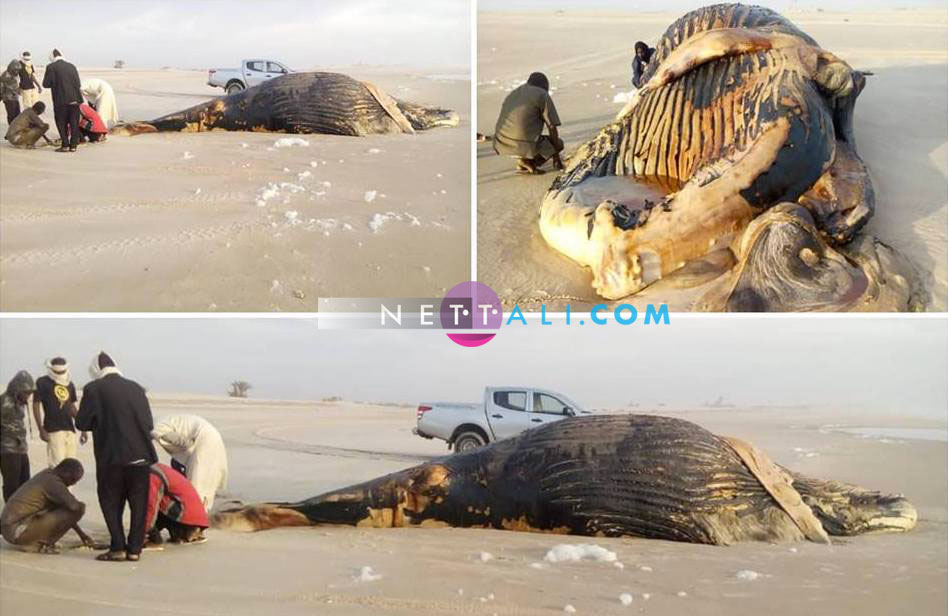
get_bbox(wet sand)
[0,66,470,311]
[477,8,948,311]
[1,396,944,615]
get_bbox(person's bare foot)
[516,159,544,175]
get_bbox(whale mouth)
[427,110,461,129]
[861,494,918,533]
[396,99,460,130]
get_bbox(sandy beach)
[0,395,944,616]
[0,66,470,311]
[477,8,948,311]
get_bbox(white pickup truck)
[207,59,293,95]
[414,387,593,452]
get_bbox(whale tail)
[212,503,312,532]
[211,463,454,532]
[110,122,159,136]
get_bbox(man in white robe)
[151,414,227,512]
[79,78,118,127]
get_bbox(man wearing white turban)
[32,357,87,467]
[151,414,228,511]
[80,78,118,127]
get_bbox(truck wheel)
[226,81,245,95]
[453,431,487,452]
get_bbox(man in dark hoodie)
[0,370,36,502]
[1,60,22,125]
[631,41,655,89]
[41,49,82,153]
[75,352,158,562]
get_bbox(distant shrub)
[228,381,252,398]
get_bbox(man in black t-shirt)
[32,357,86,468]
[17,51,42,109]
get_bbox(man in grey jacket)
[0,371,35,502]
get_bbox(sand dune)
[0,67,470,311]
[0,396,944,615]
[477,9,948,311]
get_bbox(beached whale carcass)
[539,3,921,311]
[116,71,459,137]
[213,415,916,545]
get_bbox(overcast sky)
[0,1,470,70]
[479,0,941,10]
[1,317,945,419]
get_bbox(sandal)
[95,550,127,562]
[37,543,61,554]
[126,553,141,562]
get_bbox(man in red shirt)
[78,103,108,143]
[145,463,209,545]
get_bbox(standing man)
[33,357,87,468]
[1,458,96,553]
[75,352,158,562]
[42,49,82,153]
[631,41,655,89]
[1,60,22,125]
[493,72,564,175]
[18,51,42,109]
[0,371,35,502]
[152,414,228,511]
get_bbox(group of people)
[2,49,118,151]
[0,354,228,561]
[492,41,655,175]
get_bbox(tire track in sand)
[0,218,260,267]
[0,191,249,224]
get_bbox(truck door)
[244,60,267,87]
[486,390,534,440]
[266,61,288,81]
[531,392,573,428]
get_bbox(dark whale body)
[214,415,916,545]
[119,72,459,137]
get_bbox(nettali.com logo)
[420,281,668,347]
[439,281,504,347]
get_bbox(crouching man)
[145,462,209,546]
[5,101,51,149]
[0,458,96,553]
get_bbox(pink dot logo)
[441,281,502,347]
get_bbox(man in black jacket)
[75,352,158,562]
[631,41,655,89]
[41,49,82,153]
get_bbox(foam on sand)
[544,544,617,563]
[273,137,310,148]
[355,566,382,582]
